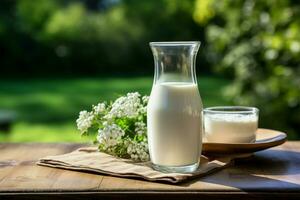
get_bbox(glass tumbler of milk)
[203,106,259,143]
[147,41,202,173]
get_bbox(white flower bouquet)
[76,92,149,161]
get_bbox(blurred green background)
[0,0,299,141]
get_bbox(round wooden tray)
[202,128,287,156]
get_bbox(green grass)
[0,76,231,142]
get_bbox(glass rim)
[149,41,201,46]
[203,106,259,114]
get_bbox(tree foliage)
[194,0,300,136]
[0,0,201,76]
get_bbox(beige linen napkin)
[37,147,232,184]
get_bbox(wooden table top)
[0,142,300,200]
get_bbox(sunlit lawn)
[0,76,231,142]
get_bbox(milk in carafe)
[147,82,202,166]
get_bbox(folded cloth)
[37,147,232,184]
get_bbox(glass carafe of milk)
[147,41,202,173]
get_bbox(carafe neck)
[150,41,200,85]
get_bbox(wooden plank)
[1,191,300,200]
[189,141,300,192]
[99,141,300,192]
[0,143,103,192]
[0,142,300,199]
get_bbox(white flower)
[93,103,106,115]
[126,139,149,161]
[76,111,94,134]
[97,123,125,149]
[139,96,149,114]
[138,106,147,115]
[105,92,141,119]
[134,121,146,135]
[142,96,149,104]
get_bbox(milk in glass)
[203,107,259,143]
